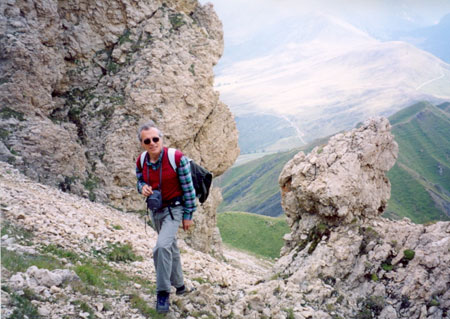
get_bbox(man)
[135,120,196,313]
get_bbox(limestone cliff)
[0,0,239,253]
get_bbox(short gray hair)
[137,120,164,142]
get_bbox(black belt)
[161,196,183,208]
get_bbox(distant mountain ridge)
[215,12,450,153]
[393,13,450,63]
[217,101,450,223]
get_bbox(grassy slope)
[217,211,290,259]
[217,136,329,217]
[218,101,450,224]
[385,101,450,223]
[218,149,298,216]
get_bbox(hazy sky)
[200,0,450,45]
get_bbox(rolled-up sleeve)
[136,159,146,194]
[177,156,197,219]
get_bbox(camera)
[146,190,162,211]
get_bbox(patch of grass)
[217,211,289,259]
[112,224,123,230]
[0,128,9,139]
[371,273,379,282]
[1,221,34,246]
[118,28,132,45]
[192,277,208,285]
[83,175,99,202]
[356,296,385,319]
[169,13,186,30]
[40,244,81,263]
[75,264,104,287]
[0,106,25,121]
[74,260,155,294]
[428,297,440,307]
[1,247,64,273]
[130,294,165,319]
[105,242,143,262]
[71,300,95,319]
[3,286,41,319]
[284,308,295,319]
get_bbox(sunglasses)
[143,137,160,145]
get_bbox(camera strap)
[144,153,164,233]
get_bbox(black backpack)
[168,148,212,204]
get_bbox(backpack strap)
[168,148,177,172]
[139,151,148,170]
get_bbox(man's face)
[141,128,163,159]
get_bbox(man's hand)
[182,219,193,231]
[142,185,153,197]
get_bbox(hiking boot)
[175,285,186,295]
[156,293,170,313]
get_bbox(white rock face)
[280,117,398,225]
[0,0,239,253]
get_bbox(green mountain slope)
[385,101,450,223]
[217,101,450,223]
[217,137,329,217]
[217,211,289,259]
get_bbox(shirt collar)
[147,147,165,170]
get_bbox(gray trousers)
[151,205,184,293]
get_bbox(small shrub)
[106,242,143,262]
[112,224,123,230]
[381,263,393,272]
[189,64,195,76]
[403,249,415,261]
